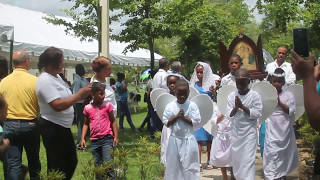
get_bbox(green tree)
[256,0,303,33]
[305,1,320,56]
[255,0,304,55]
[112,0,171,70]
[163,0,251,74]
[153,37,180,61]
[44,0,120,52]
[256,0,320,55]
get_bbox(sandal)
[206,162,214,170]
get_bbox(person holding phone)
[291,50,320,130]
[266,47,296,86]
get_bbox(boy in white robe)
[163,79,201,180]
[226,68,262,180]
[211,54,242,180]
[161,74,181,165]
[263,68,299,180]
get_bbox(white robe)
[226,90,262,180]
[263,91,299,179]
[210,108,232,167]
[161,126,171,165]
[209,75,235,167]
[163,100,201,180]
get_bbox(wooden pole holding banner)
[99,0,109,58]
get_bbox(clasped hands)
[176,109,185,119]
[234,96,244,110]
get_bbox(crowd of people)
[0,45,318,180]
[151,46,303,180]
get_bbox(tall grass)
[0,87,164,179]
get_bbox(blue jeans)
[91,134,115,179]
[119,99,135,130]
[3,119,41,180]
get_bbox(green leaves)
[257,0,320,55]
[161,0,250,73]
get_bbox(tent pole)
[9,40,13,72]
[100,0,109,57]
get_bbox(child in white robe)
[211,54,242,180]
[226,68,262,180]
[161,74,181,165]
[263,68,299,180]
[210,108,232,176]
[162,79,201,180]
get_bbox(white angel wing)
[251,81,278,124]
[217,85,237,115]
[155,93,177,121]
[191,94,214,130]
[285,84,304,121]
[203,102,218,136]
[189,86,200,99]
[150,88,167,109]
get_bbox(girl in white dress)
[210,110,232,180]
[263,68,299,180]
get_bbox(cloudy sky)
[2,0,78,16]
[1,0,263,34]
[2,0,258,15]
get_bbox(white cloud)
[1,0,264,34]
[1,0,77,16]
[1,0,124,34]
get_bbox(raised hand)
[78,85,92,99]
[178,109,184,118]
[235,96,243,109]
[291,50,314,79]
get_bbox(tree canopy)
[44,0,120,52]
[257,0,320,56]
[44,0,320,70]
[112,0,171,70]
[162,0,251,74]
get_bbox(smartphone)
[293,28,309,57]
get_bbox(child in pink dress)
[81,82,118,180]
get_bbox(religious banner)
[219,31,267,80]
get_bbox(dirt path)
[200,148,299,180]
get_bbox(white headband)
[269,72,286,78]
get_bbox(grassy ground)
[0,87,164,179]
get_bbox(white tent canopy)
[0,3,161,66]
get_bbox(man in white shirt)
[151,58,170,138]
[152,58,170,89]
[266,47,296,86]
